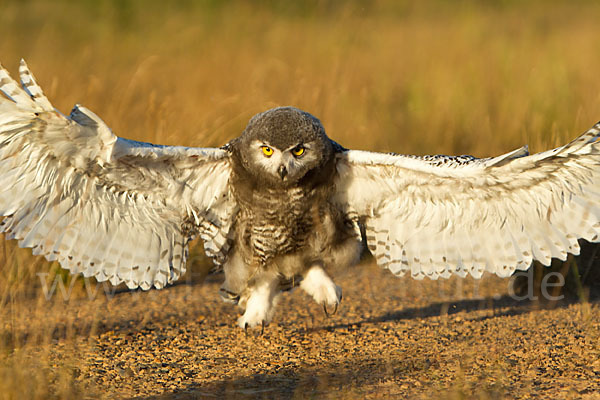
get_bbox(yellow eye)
[261,146,274,157]
[291,146,305,157]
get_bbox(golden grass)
[1,0,600,397]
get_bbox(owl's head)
[232,107,335,187]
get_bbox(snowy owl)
[1,60,599,329]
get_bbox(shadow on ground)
[304,284,600,334]
[137,357,415,400]
[133,294,600,400]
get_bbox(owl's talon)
[219,287,240,304]
[323,302,338,317]
[260,320,265,336]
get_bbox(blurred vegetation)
[2,0,600,155]
[1,0,600,397]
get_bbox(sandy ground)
[5,260,600,399]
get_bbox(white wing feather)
[334,124,600,279]
[0,60,237,290]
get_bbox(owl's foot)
[238,312,267,330]
[300,265,342,316]
[237,277,279,330]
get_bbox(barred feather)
[334,122,600,280]
[0,60,236,290]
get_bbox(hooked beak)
[278,165,288,180]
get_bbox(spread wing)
[0,60,237,290]
[333,123,600,280]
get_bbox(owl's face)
[233,107,334,188]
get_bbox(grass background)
[1,0,600,398]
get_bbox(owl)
[1,60,600,330]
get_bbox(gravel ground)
[6,261,600,399]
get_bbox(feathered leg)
[300,264,342,315]
[237,271,280,329]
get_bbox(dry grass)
[1,0,600,398]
